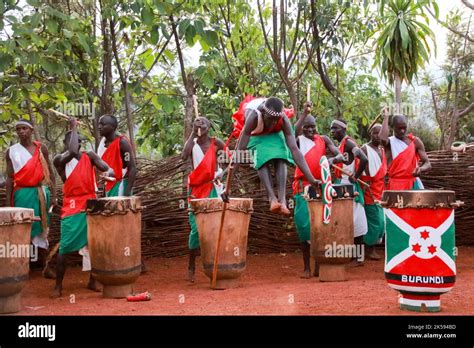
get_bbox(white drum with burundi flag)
[381,190,462,312]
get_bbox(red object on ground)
[126,292,152,302]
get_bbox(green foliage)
[374,0,436,85]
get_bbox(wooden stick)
[330,163,376,202]
[307,83,311,102]
[368,112,382,131]
[47,109,85,126]
[193,95,199,119]
[330,163,369,188]
[211,162,234,289]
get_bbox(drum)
[0,208,34,313]
[189,198,253,289]
[381,190,461,312]
[306,183,355,281]
[86,197,142,298]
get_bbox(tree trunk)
[98,7,114,149]
[447,76,460,148]
[394,74,402,114]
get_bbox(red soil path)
[16,246,474,315]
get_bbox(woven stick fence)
[0,144,473,258]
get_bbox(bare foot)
[87,279,102,292]
[187,269,195,283]
[349,259,364,267]
[42,266,56,279]
[313,268,319,277]
[300,270,311,279]
[140,261,148,274]
[279,205,291,216]
[50,286,62,299]
[270,201,281,213]
[368,247,382,260]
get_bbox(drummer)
[182,117,225,282]
[379,108,431,190]
[360,124,387,260]
[293,102,343,278]
[5,119,57,277]
[330,119,369,260]
[97,114,136,197]
[96,115,147,272]
[51,117,114,298]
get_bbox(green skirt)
[363,204,385,246]
[59,213,88,255]
[293,193,310,242]
[247,131,294,169]
[14,186,51,238]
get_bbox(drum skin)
[86,197,142,298]
[382,190,457,312]
[190,198,253,289]
[0,208,34,313]
[307,198,354,281]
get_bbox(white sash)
[65,158,79,179]
[9,143,32,174]
[365,145,382,177]
[298,135,315,156]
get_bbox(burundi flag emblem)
[384,206,456,312]
[319,156,336,225]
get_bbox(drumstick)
[193,95,199,119]
[368,112,382,131]
[330,164,369,188]
[330,164,376,202]
[307,83,311,102]
[47,109,85,126]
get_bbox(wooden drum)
[190,198,253,289]
[0,208,34,313]
[86,197,142,298]
[382,190,461,312]
[307,184,355,282]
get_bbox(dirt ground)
[16,246,474,316]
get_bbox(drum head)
[381,190,456,209]
[86,196,141,215]
[0,208,35,224]
[190,198,253,214]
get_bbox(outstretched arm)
[232,110,258,175]
[413,137,431,176]
[379,107,390,147]
[294,102,312,136]
[87,151,113,175]
[283,117,319,185]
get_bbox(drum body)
[307,183,355,282]
[382,190,457,312]
[86,197,142,298]
[0,208,34,313]
[190,198,253,289]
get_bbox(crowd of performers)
[3,95,431,296]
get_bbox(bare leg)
[87,274,101,292]
[187,248,199,283]
[274,159,289,215]
[51,254,66,298]
[257,163,279,212]
[300,242,311,279]
[350,236,365,267]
